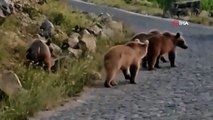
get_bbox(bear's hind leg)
[104,70,117,88]
[155,56,161,68]
[148,55,158,71]
[129,64,139,84]
[122,69,131,80]
[168,51,176,67]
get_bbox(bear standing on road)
[103,39,149,88]
[143,32,188,70]
[130,30,168,66]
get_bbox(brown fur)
[26,39,54,72]
[130,29,161,42]
[103,39,149,88]
[143,32,188,70]
[130,30,168,67]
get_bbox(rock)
[0,9,5,25]
[0,9,5,18]
[67,47,83,58]
[0,0,15,16]
[17,12,34,27]
[87,12,97,18]
[37,0,47,5]
[88,24,102,36]
[79,29,97,53]
[106,20,123,32]
[39,19,55,39]
[49,43,62,57]
[67,32,80,48]
[0,70,25,97]
[98,12,112,23]
[13,1,23,12]
[101,26,114,38]
[199,11,209,17]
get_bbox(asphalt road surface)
[39,0,213,120]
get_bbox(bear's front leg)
[147,55,158,71]
[142,56,147,68]
[122,69,131,80]
[110,80,118,86]
[129,64,138,84]
[154,56,162,68]
[168,51,176,67]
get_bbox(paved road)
[40,0,213,120]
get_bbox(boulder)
[67,32,80,48]
[0,71,25,97]
[37,0,47,5]
[13,1,23,12]
[79,29,97,53]
[88,24,102,36]
[199,11,209,17]
[0,9,5,25]
[98,12,112,24]
[0,0,15,16]
[101,25,114,38]
[0,9,5,18]
[39,19,55,39]
[49,43,62,58]
[106,20,123,32]
[67,47,83,58]
[17,12,34,27]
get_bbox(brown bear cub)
[143,32,188,70]
[26,39,54,72]
[103,39,149,88]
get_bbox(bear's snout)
[182,45,188,49]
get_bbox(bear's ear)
[143,40,149,45]
[134,39,141,43]
[175,32,181,38]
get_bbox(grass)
[201,0,213,11]
[0,0,132,120]
[88,0,213,26]
[39,0,92,34]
